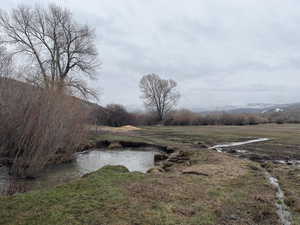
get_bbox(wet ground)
[0,148,158,194]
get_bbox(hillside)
[0,77,105,122]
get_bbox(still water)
[0,149,157,194]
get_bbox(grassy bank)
[90,124,300,223]
[0,156,279,225]
[2,124,300,224]
[271,165,300,224]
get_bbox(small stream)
[210,138,270,150]
[0,148,158,194]
[265,172,293,225]
[210,138,294,225]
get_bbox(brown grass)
[0,79,89,177]
[182,151,248,180]
[91,125,141,133]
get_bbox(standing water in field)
[0,149,158,194]
[210,138,270,150]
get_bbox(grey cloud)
[1,0,300,110]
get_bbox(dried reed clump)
[0,79,89,178]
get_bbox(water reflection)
[76,150,156,174]
[0,149,157,195]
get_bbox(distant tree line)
[93,105,300,127]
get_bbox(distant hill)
[196,103,300,115]
[0,77,105,122]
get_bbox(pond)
[0,148,159,195]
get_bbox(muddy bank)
[0,139,176,177]
[92,140,176,154]
[0,135,188,195]
[0,138,180,195]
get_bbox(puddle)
[274,160,300,167]
[210,138,270,149]
[0,149,158,194]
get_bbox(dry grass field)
[1,124,300,225]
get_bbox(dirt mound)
[96,125,141,133]
[114,125,141,132]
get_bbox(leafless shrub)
[164,109,198,125]
[163,109,267,126]
[202,113,267,126]
[266,111,300,124]
[130,111,160,126]
[95,104,133,127]
[0,79,89,178]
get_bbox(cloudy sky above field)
[2,0,300,110]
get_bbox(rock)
[165,146,175,153]
[248,154,271,162]
[168,158,189,163]
[147,167,164,174]
[108,142,122,149]
[227,215,239,221]
[95,140,110,148]
[162,161,174,169]
[182,166,210,176]
[154,154,168,162]
[168,152,178,159]
[247,164,261,171]
[168,151,189,163]
[215,147,223,152]
[79,143,93,151]
[227,149,237,153]
[193,141,209,148]
[182,170,209,176]
[184,161,192,166]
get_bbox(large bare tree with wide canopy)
[0,4,99,98]
[140,74,180,121]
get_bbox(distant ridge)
[192,102,300,115]
[0,77,105,120]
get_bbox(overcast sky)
[2,0,300,110]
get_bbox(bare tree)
[0,4,99,99]
[140,74,180,120]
